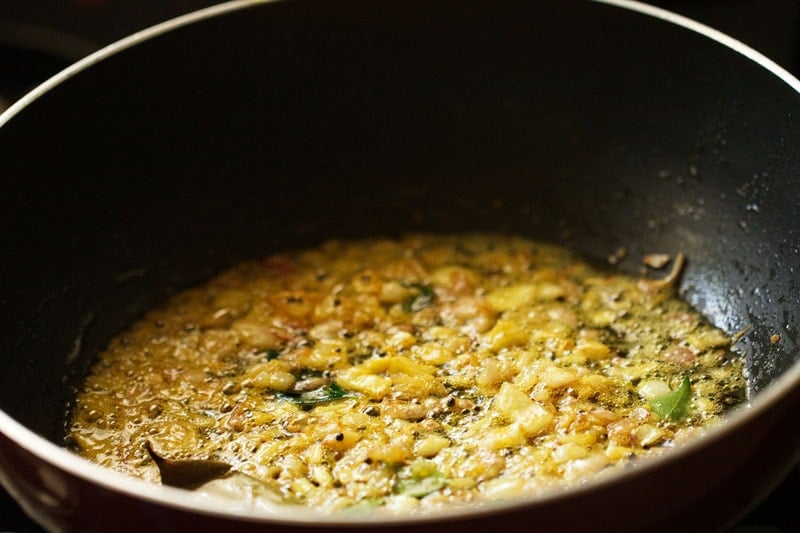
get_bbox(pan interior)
[0,0,798,446]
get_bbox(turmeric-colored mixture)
[69,234,746,513]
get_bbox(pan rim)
[1,0,799,132]
[595,0,800,94]
[1,0,799,526]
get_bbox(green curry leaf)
[263,348,282,360]
[394,470,447,498]
[277,382,353,408]
[393,459,448,498]
[648,377,692,421]
[402,283,435,313]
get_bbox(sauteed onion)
[69,235,746,513]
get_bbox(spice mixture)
[69,234,746,513]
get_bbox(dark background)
[1,1,798,531]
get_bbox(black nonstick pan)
[1,1,798,531]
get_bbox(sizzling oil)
[69,234,746,513]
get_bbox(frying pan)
[1,0,799,531]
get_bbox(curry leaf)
[402,283,435,313]
[277,382,353,408]
[263,348,282,360]
[146,441,232,490]
[393,460,448,498]
[394,470,447,498]
[648,377,692,421]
